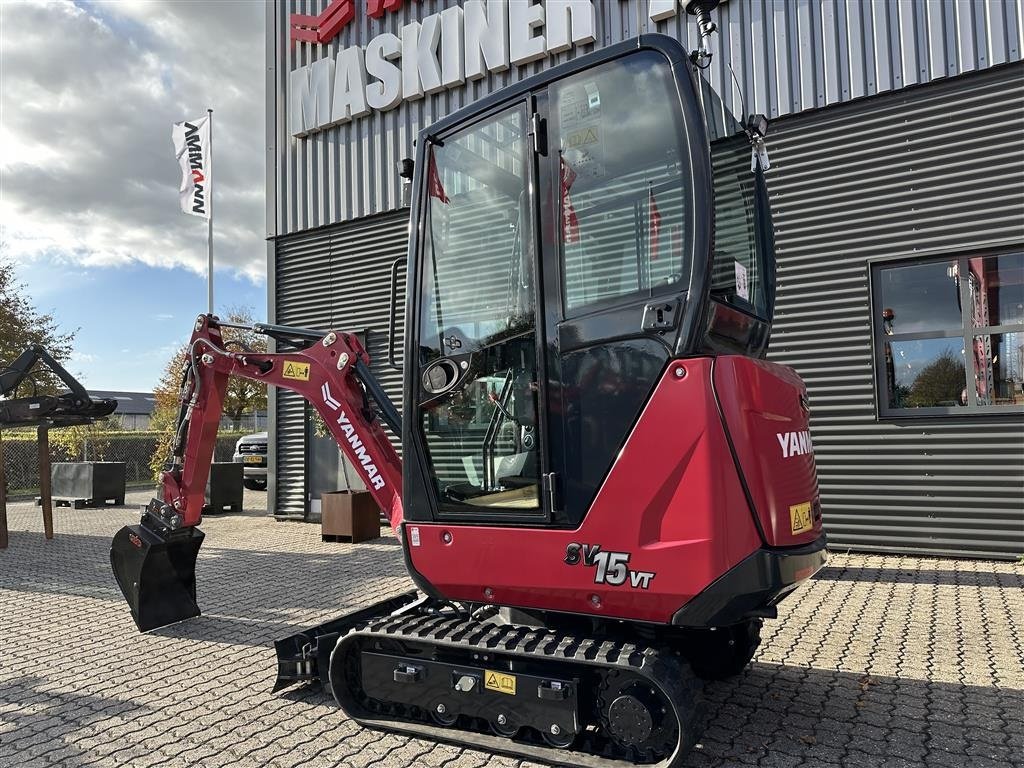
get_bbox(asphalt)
[1,489,1021,768]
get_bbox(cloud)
[0,1,266,282]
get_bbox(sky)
[0,0,266,391]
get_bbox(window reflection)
[877,261,961,334]
[875,251,1024,413]
[974,333,1024,406]
[967,253,1024,328]
[553,51,691,312]
[885,338,966,408]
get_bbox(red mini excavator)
[112,14,826,767]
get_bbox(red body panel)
[406,357,817,625]
[713,358,823,547]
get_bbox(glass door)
[414,103,545,517]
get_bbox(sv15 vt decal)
[564,543,655,589]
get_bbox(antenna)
[685,1,721,70]
[727,62,748,130]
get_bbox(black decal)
[564,543,581,565]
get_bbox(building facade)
[266,0,1024,558]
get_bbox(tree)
[0,256,77,395]
[147,307,268,480]
[907,351,966,407]
[50,421,113,462]
[149,345,189,481]
[219,307,268,430]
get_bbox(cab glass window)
[417,105,542,513]
[551,51,692,314]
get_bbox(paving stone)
[1,492,1021,768]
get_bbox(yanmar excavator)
[111,17,826,768]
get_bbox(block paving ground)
[1,490,1022,768]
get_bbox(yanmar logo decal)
[182,122,207,215]
[290,0,405,44]
[321,383,386,490]
[777,430,814,459]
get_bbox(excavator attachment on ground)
[0,344,116,428]
[110,15,828,767]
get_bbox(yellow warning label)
[282,361,311,381]
[566,127,599,148]
[484,670,517,696]
[789,502,813,535]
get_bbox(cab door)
[537,50,705,526]
[408,101,550,524]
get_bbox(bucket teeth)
[111,514,204,632]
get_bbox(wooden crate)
[321,490,380,543]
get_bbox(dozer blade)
[111,518,204,632]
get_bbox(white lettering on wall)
[290,57,334,137]
[365,33,402,110]
[546,0,596,54]
[333,46,370,122]
[648,0,678,23]
[464,0,509,81]
[440,6,465,88]
[289,0,600,137]
[401,16,443,100]
[509,0,547,66]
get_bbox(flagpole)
[206,108,214,314]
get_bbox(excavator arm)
[111,314,404,631]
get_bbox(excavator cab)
[401,35,777,529]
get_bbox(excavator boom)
[111,315,403,631]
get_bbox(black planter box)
[49,462,126,508]
[204,462,243,515]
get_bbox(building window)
[871,251,1024,417]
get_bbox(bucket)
[111,515,204,632]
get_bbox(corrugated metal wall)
[271,0,1023,236]
[272,62,1024,557]
[273,213,409,518]
[269,1,1023,555]
[766,62,1024,559]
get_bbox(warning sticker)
[484,670,517,696]
[566,127,599,148]
[789,502,813,535]
[282,361,311,381]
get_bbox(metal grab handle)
[388,257,406,371]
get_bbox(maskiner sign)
[288,0,598,137]
[172,116,211,218]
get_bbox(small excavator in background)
[0,345,116,427]
[111,10,827,767]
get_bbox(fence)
[0,430,247,499]
[219,412,267,433]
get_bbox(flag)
[172,115,211,219]
[560,157,579,244]
[427,149,449,204]
[648,186,661,261]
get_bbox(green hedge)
[1,431,247,498]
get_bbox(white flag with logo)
[172,115,211,219]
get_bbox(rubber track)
[329,608,703,768]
